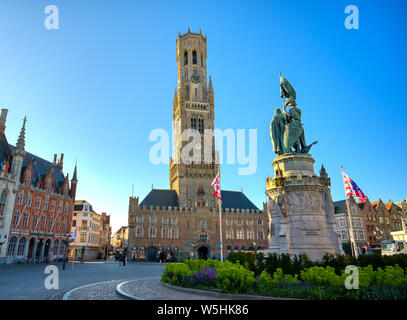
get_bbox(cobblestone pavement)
[0,262,166,300]
[63,280,126,300]
[118,277,224,300]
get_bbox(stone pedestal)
[266,154,343,261]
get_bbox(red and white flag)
[342,171,367,203]
[211,173,221,200]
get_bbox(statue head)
[274,108,282,115]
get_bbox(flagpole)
[341,165,358,258]
[218,172,224,262]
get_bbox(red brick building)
[3,116,78,263]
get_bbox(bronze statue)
[270,73,317,155]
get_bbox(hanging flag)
[211,173,221,200]
[70,228,77,240]
[342,171,367,203]
[106,231,109,242]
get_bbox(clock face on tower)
[191,73,201,83]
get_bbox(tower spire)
[208,75,213,93]
[15,117,26,152]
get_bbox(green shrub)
[215,260,256,294]
[226,252,256,273]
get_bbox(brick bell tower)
[169,28,218,209]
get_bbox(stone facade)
[266,154,342,261]
[127,30,268,262]
[372,199,405,241]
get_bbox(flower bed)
[160,257,407,300]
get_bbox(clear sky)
[0,0,406,232]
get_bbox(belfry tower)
[169,29,218,209]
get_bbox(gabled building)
[358,198,381,246]
[0,110,77,263]
[334,197,368,255]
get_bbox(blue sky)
[0,0,406,231]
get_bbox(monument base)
[266,153,343,261]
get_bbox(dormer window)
[25,175,31,187]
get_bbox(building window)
[258,220,263,226]
[23,212,30,227]
[237,219,243,225]
[17,237,26,256]
[184,69,188,81]
[80,232,86,242]
[171,218,178,224]
[357,218,363,228]
[359,230,365,240]
[58,201,63,214]
[6,236,17,256]
[136,216,143,223]
[149,217,156,224]
[26,193,32,207]
[41,216,46,231]
[57,218,61,231]
[51,201,56,213]
[72,220,76,227]
[82,220,88,230]
[184,51,188,66]
[17,191,23,205]
[226,227,234,240]
[257,229,265,240]
[13,211,21,227]
[247,228,254,240]
[135,225,144,238]
[200,230,207,241]
[192,50,197,64]
[198,118,204,133]
[162,217,169,224]
[191,117,197,129]
[44,199,49,211]
[63,220,67,232]
[148,225,156,238]
[341,230,347,240]
[170,226,178,239]
[0,190,7,217]
[161,225,170,238]
[25,175,31,187]
[236,227,244,239]
[247,220,253,226]
[33,215,39,229]
[64,203,69,215]
[49,217,54,232]
[200,53,203,66]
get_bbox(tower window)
[198,118,204,133]
[192,50,197,64]
[184,51,188,66]
[191,117,197,129]
[201,53,203,66]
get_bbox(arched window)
[6,236,17,257]
[192,50,197,64]
[17,237,26,256]
[257,229,265,240]
[161,225,170,239]
[23,212,30,227]
[17,191,23,205]
[226,227,234,240]
[247,228,254,240]
[191,117,197,129]
[198,118,204,133]
[135,225,144,238]
[170,226,178,239]
[236,227,244,239]
[148,225,156,238]
[53,240,59,256]
[0,190,7,217]
[184,51,188,66]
